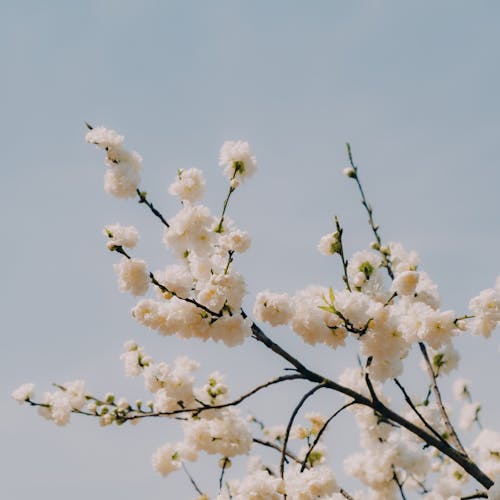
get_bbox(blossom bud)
[343,167,356,178]
[218,457,232,469]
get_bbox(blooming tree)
[12,126,500,499]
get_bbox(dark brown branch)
[248,318,493,489]
[461,493,488,499]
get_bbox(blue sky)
[2,2,499,498]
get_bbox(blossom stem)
[299,401,355,472]
[392,464,407,500]
[279,383,326,479]
[418,342,468,456]
[136,188,170,227]
[393,378,447,444]
[334,216,351,292]
[181,462,205,496]
[345,143,394,279]
[215,186,235,233]
[252,438,303,466]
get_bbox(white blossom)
[11,383,35,403]
[219,140,257,182]
[103,223,139,249]
[469,286,500,338]
[219,229,251,253]
[253,290,293,326]
[168,168,206,203]
[114,257,150,296]
[317,233,339,256]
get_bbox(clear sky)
[2,2,499,499]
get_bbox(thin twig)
[182,462,204,496]
[280,383,326,478]
[136,188,170,227]
[392,464,407,500]
[419,342,468,456]
[334,216,351,292]
[300,401,356,472]
[394,378,447,444]
[252,438,303,466]
[345,143,394,279]
[219,457,230,491]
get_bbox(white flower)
[219,140,257,182]
[392,271,419,296]
[164,204,215,256]
[85,126,124,150]
[208,314,252,346]
[12,383,34,403]
[196,271,246,313]
[103,224,139,249]
[388,242,420,274]
[103,149,142,199]
[473,429,500,477]
[62,380,86,410]
[183,408,253,457]
[218,469,283,500]
[219,229,251,253]
[196,371,228,405]
[284,464,338,499]
[154,263,193,298]
[152,442,184,477]
[114,257,150,296]
[317,233,340,256]
[469,287,500,338]
[291,286,347,348]
[168,168,206,203]
[253,291,293,326]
